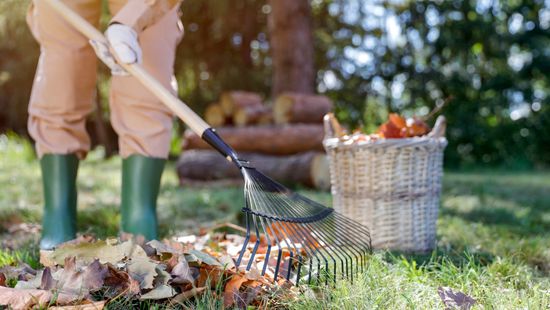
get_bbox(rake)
[45,0,372,285]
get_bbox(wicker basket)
[323,115,447,252]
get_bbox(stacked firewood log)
[176,91,334,190]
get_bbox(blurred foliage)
[0,0,38,136]
[314,0,550,168]
[0,0,549,167]
[176,0,271,113]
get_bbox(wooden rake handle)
[43,0,211,136]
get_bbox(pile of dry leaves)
[0,225,297,309]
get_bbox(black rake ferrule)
[241,207,334,223]
[201,128,246,169]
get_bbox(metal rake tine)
[246,215,262,271]
[261,207,343,282]
[235,212,251,268]
[332,213,373,268]
[240,166,373,285]
[263,219,297,283]
[267,220,315,283]
[248,176,328,284]
[246,182,305,282]
[253,184,341,279]
[257,218,273,276]
[269,195,354,282]
[286,251,294,280]
[265,218,331,284]
[311,215,368,280]
[302,220,353,281]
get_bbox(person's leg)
[108,1,183,240]
[27,0,101,249]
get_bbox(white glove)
[90,24,142,76]
[105,24,142,65]
[89,39,128,76]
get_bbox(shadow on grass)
[442,175,549,234]
[392,171,550,274]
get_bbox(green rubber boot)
[121,155,165,240]
[39,154,79,250]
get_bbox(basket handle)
[428,115,446,138]
[323,113,345,139]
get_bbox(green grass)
[0,134,549,309]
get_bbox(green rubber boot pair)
[39,154,164,249]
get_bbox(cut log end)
[220,91,263,116]
[273,95,293,124]
[311,154,330,191]
[233,106,272,127]
[205,103,225,127]
[274,93,333,124]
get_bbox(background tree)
[268,0,315,96]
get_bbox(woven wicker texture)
[323,115,447,252]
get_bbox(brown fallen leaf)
[127,258,158,290]
[171,286,207,304]
[39,267,56,290]
[236,284,262,308]
[147,240,179,256]
[223,274,248,308]
[42,239,148,267]
[0,264,37,281]
[186,249,221,266]
[56,257,108,297]
[437,286,476,310]
[0,273,6,287]
[15,268,47,290]
[103,264,140,296]
[171,256,194,285]
[140,284,176,300]
[197,267,225,288]
[218,255,236,270]
[49,300,106,310]
[0,286,78,309]
[154,265,171,286]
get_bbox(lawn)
[0,134,549,309]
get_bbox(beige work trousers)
[27,0,183,159]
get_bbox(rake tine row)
[233,167,372,285]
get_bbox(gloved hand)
[105,24,142,64]
[89,24,142,76]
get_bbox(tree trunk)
[181,124,325,155]
[268,0,315,96]
[274,93,333,124]
[177,150,330,190]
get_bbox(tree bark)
[181,124,325,155]
[177,150,330,190]
[274,93,333,124]
[268,0,315,96]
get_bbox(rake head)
[203,128,372,285]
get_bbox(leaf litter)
[0,223,300,309]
